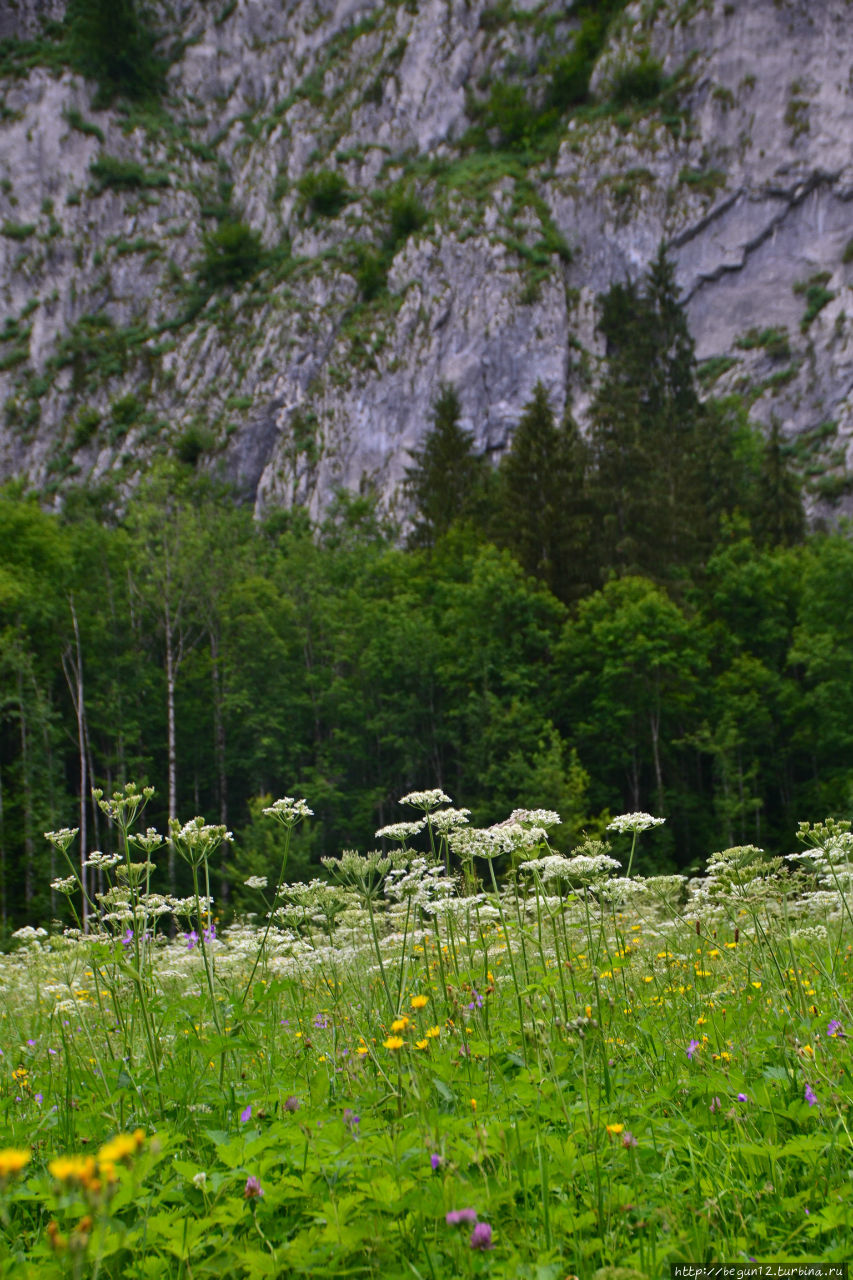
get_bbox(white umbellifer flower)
[244,876,268,890]
[509,808,562,829]
[11,926,48,942]
[192,1171,207,1188]
[50,876,77,894]
[44,827,79,851]
[450,822,548,861]
[375,820,426,842]
[262,796,313,826]
[599,876,649,903]
[399,789,452,811]
[427,808,471,834]
[606,813,666,834]
[518,854,576,883]
[561,852,622,885]
[83,852,122,869]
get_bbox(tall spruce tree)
[403,384,484,549]
[67,0,165,104]
[588,245,709,580]
[495,382,594,601]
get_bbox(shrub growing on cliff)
[297,170,350,221]
[199,221,265,290]
[67,0,165,105]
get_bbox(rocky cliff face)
[1,0,852,516]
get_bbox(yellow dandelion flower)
[356,1045,369,1056]
[425,1026,440,1039]
[0,1149,30,1178]
[410,995,429,1010]
[751,981,762,989]
[605,1124,624,1136]
[391,1017,410,1032]
[470,1098,477,1112]
[48,1155,97,1185]
[415,1039,428,1050]
[802,1044,814,1057]
[383,1035,405,1051]
[98,1132,138,1165]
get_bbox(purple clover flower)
[737,1092,748,1103]
[621,1130,638,1148]
[244,1175,263,1199]
[804,1083,818,1107]
[709,1096,721,1113]
[284,1095,300,1112]
[446,1209,478,1226]
[430,1153,442,1171]
[470,1222,494,1251]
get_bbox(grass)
[0,791,850,1277]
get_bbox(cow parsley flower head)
[427,807,471,834]
[399,789,452,812]
[50,876,77,894]
[262,796,313,827]
[44,828,79,852]
[244,876,268,890]
[607,813,665,835]
[375,820,426,843]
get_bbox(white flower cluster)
[244,876,268,890]
[606,812,666,834]
[450,823,548,862]
[262,796,314,826]
[427,807,471,835]
[43,827,79,851]
[560,852,622,885]
[83,852,122,870]
[375,820,426,842]
[399,789,452,811]
[50,876,77,894]
[518,855,576,884]
[384,858,455,907]
[508,808,562,829]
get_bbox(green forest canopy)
[0,254,847,933]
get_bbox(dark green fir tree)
[403,384,485,549]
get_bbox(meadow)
[0,786,849,1278]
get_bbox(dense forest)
[2,251,849,931]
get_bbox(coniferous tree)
[754,418,806,548]
[403,384,485,549]
[495,382,595,601]
[588,245,708,581]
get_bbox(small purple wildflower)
[26,1039,35,1048]
[430,1153,442,1171]
[34,1093,43,1105]
[804,1083,818,1107]
[284,1095,300,1112]
[687,1039,700,1061]
[121,928,133,948]
[709,1096,721,1113]
[621,1130,638,1148]
[470,1222,493,1251]
[185,930,199,951]
[466,988,484,1011]
[244,1175,263,1199]
[240,1104,252,1123]
[446,1209,478,1226]
[204,922,215,944]
[313,1013,329,1030]
[737,1093,748,1103]
[827,1019,843,1038]
[343,1109,360,1130]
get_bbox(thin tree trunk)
[165,603,177,892]
[211,631,230,903]
[63,597,89,929]
[16,669,34,909]
[649,706,664,817]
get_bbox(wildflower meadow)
[0,784,850,1278]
